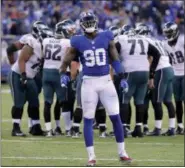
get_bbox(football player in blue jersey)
[60,12,132,166]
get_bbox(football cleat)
[72,132,80,138]
[30,124,46,136]
[86,160,96,166]
[11,128,26,137]
[99,131,109,138]
[45,130,54,137]
[176,127,184,135]
[54,127,63,136]
[65,130,71,137]
[162,128,175,136]
[120,156,132,163]
[109,131,115,137]
[131,125,143,138]
[147,127,161,136]
[143,126,149,135]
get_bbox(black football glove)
[20,72,27,88]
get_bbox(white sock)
[55,120,60,128]
[62,112,71,131]
[32,120,40,126]
[136,123,142,126]
[86,146,96,161]
[143,124,148,128]
[12,119,20,124]
[45,122,51,131]
[178,123,184,128]
[28,118,33,128]
[169,118,175,128]
[117,142,128,157]
[155,120,162,129]
[73,123,80,127]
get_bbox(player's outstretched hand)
[120,79,129,93]
[60,73,70,87]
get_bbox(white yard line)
[1,139,184,146]
[1,156,183,163]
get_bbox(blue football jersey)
[70,31,114,76]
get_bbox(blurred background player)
[42,19,77,136]
[60,12,132,166]
[116,24,161,137]
[9,21,48,136]
[135,23,175,136]
[163,22,184,135]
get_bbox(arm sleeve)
[147,43,161,78]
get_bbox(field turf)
[1,84,184,166]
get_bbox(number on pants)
[83,48,106,67]
[44,44,61,61]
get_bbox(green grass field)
[1,84,184,167]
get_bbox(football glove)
[120,79,129,93]
[20,72,27,87]
[60,73,70,87]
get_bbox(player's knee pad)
[153,102,163,120]
[11,106,23,119]
[73,108,83,123]
[164,101,175,118]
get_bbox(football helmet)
[32,21,49,37]
[80,12,98,33]
[55,19,76,39]
[163,22,179,42]
[135,23,151,35]
[121,24,135,35]
[109,26,120,37]
[39,27,54,39]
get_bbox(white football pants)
[81,74,119,119]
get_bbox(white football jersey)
[164,35,184,76]
[146,37,171,71]
[117,35,150,72]
[43,37,70,70]
[12,34,42,78]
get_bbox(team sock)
[169,118,175,129]
[84,118,95,160]
[109,114,127,156]
[62,111,72,131]
[55,120,60,128]
[155,120,162,129]
[45,122,52,131]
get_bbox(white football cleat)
[86,159,96,166]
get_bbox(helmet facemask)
[80,15,98,33]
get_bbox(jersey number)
[170,51,184,64]
[44,44,61,61]
[84,48,106,67]
[128,39,146,55]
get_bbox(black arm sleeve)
[147,43,161,79]
[115,42,121,54]
[6,43,19,56]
